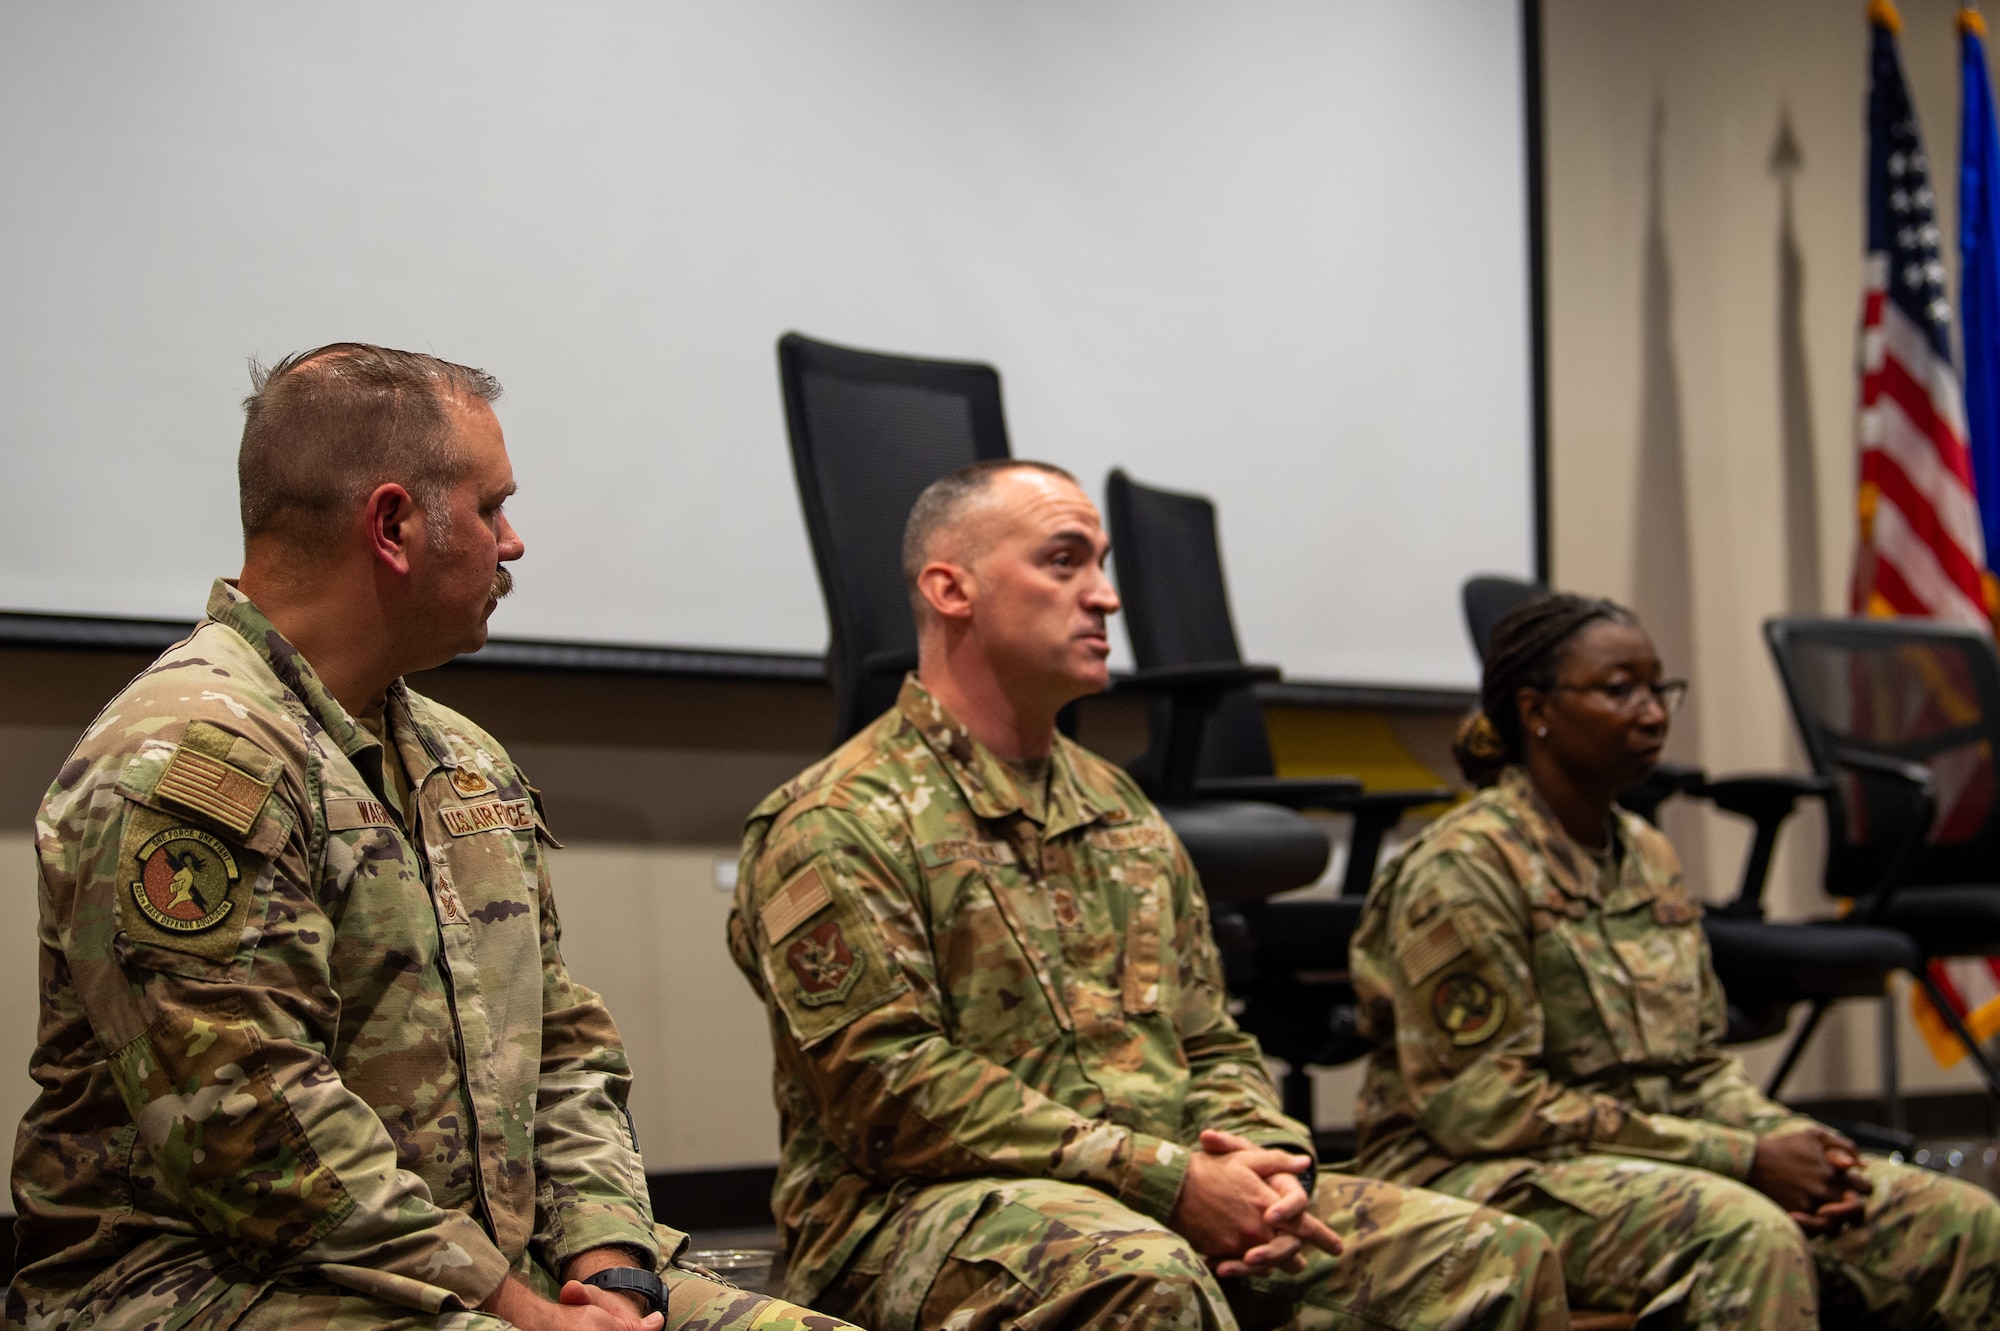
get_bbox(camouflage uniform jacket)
[1349,765,1813,1201]
[729,677,1309,1307]
[10,580,665,1329]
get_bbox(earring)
[1536,726,1548,737]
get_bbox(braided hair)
[1452,592,1639,787]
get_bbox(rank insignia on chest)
[786,920,864,1007]
[448,765,496,798]
[130,827,240,934]
[1431,972,1506,1047]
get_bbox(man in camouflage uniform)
[1352,764,2000,1329]
[11,345,854,1331]
[729,460,1566,1331]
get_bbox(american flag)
[1854,6,1990,629]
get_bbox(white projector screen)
[0,1,1534,689]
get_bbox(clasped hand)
[1750,1125,1873,1237]
[1169,1128,1345,1277]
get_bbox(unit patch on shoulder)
[761,864,833,943]
[786,919,864,1007]
[131,827,240,934]
[1431,972,1507,1047]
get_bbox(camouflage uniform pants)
[818,1173,1566,1331]
[223,1267,860,1331]
[1427,1152,2000,1330]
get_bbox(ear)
[916,560,976,622]
[1516,684,1551,742]
[364,483,422,576]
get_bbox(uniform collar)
[1493,765,1634,903]
[206,577,455,786]
[895,675,1120,837]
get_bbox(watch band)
[581,1266,668,1317]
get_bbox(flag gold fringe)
[1964,6,1988,38]
[1912,976,2000,1067]
[1872,0,1904,34]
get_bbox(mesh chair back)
[1766,616,2000,895]
[779,333,1011,743]
[1103,469,1276,779]
[1463,575,1548,665]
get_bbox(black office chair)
[1764,616,2000,1100]
[1104,470,1454,1120]
[1460,580,1923,1139]
[777,332,1329,907]
[778,332,1010,746]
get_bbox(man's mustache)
[491,566,514,601]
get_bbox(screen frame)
[0,0,1547,712]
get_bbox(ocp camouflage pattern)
[730,678,1566,1330]
[10,580,665,1328]
[1352,764,2000,1327]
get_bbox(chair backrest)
[1765,616,2000,895]
[1103,469,1275,779]
[778,333,1011,745]
[1462,575,1548,665]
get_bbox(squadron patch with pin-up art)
[130,827,239,932]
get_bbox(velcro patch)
[786,919,864,1006]
[115,806,258,967]
[1652,888,1702,926]
[918,838,1016,868]
[1432,972,1507,1047]
[326,797,399,832]
[1086,824,1174,852]
[439,798,533,837]
[1397,914,1469,987]
[155,724,278,837]
[761,864,833,943]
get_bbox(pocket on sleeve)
[761,861,910,1050]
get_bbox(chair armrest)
[1827,747,1937,924]
[1115,662,1281,802]
[1698,773,1832,918]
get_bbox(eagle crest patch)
[787,920,864,1007]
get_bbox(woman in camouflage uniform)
[1350,593,2000,1329]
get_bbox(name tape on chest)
[1086,823,1174,853]
[762,864,833,942]
[326,797,399,832]
[439,797,533,838]
[918,838,1016,868]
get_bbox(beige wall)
[1544,0,1987,1096]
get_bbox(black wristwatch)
[582,1267,668,1317]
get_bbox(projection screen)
[0,1,1536,689]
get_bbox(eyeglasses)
[1548,677,1689,715]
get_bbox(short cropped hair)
[238,342,502,554]
[900,458,1079,596]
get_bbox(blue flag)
[1960,8,2000,564]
